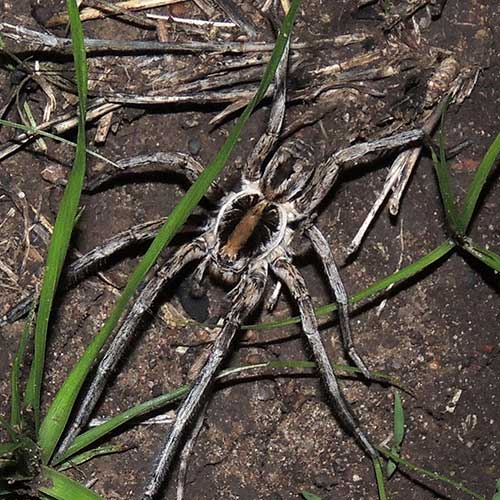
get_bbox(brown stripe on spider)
[218,193,281,260]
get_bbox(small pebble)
[314,471,337,488]
[188,137,202,155]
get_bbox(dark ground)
[0,1,499,499]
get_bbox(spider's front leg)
[243,37,290,182]
[142,262,268,500]
[294,129,426,216]
[86,152,225,203]
[271,258,378,460]
[57,236,209,456]
[306,224,371,379]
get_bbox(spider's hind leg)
[142,262,268,499]
[272,257,378,460]
[306,224,371,379]
[56,236,209,456]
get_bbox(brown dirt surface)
[0,1,499,499]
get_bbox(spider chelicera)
[51,33,424,500]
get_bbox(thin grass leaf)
[301,492,322,500]
[377,448,487,500]
[430,113,460,234]
[461,238,500,272]
[373,458,387,500]
[21,102,47,151]
[39,1,302,464]
[459,132,500,233]
[57,444,129,472]
[386,390,405,479]
[245,240,456,330]
[0,486,15,497]
[0,118,120,168]
[493,480,500,500]
[393,391,404,444]
[10,306,35,429]
[24,0,88,432]
[39,466,104,500]
[0,442,21,456]
[53,358,392,465]
[0,417,20,442]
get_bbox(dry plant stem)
[199,0,259,38]
[168,65,269,97]
[142,263,268,499]
[156,53,271,87]
[82,0,157,28]
[53,103,121,134]
[306,225,370,378]
[192,0,216,16]
[1,23,367,55]
[57,238,208,456]
[146,13,236,29]
[346,149,416,256]
[388,147,422,215]
[0,100,119,162]
[104,87,272,106]
[47,0,185,25]
[382,0,433,30]
[271,258,378,459]
[346,97,447,256]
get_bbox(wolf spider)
[50,36,426,499]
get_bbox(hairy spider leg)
[293,129,426,217]
[85,152,225,203]
[56,237,208,457]
[142,262,268,500]
[243,37,290,182]
[271,258,378,459]
[306,224,371,379]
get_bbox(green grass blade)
[301,492,322,500]
[10,306,35,429]
[459,132,500,233]
[493,480,500,500]
[0,442,21,456]
[53,385,187,465]
[377,448,487,500]
[0,118,120,168]
[461,237,500,272]
[430,113,460,234]
[56,444,129,472]
[24,0,88,432]
[386,390,405,479]
[373,458,388,500]
[38,1,302,464]
[393,391,405,444]
[245,240,456,330]
[39,466,104,500]
[53,359,400,465]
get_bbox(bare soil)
[0,1,499,499]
